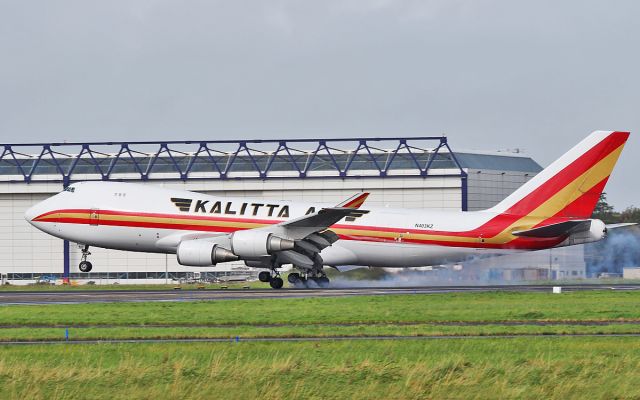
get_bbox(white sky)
[0,0,638,208]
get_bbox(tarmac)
[0,283,639,305]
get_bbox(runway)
[1,283,639,305]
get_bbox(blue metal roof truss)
[1,137,467,186]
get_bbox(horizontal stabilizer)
[605,223,638,230]
[512,220,591,238]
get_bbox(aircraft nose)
[24,202,47,224]
[24,204,38,223]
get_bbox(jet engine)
[176,239,239,266]
[230,230,295,257]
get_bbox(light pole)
[165,254,168,285]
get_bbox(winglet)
[336,192,370,209]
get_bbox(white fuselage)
[25,182,529,268]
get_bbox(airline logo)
[170,197,291,218]
[170,198,192,212]
[169,193,371,219]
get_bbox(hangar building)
[0,136,547,284]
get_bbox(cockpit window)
[63,186,76,193]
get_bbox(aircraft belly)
[324,240,513,268]
[56,224,166,253]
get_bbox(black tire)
[79,261,93,273]
[287,273,300,284]
[269,277,284,289]
[317,276,330,288]
[258,271,271,283]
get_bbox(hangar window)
[31,158,59,175]
[0,159,27,175]
[268,154,307,172]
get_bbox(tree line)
[592,194,640,224]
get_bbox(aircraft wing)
[281,207,366,229]
[171,193,370,270]
[254,193,370,269]
[270,193,370,240]
[512,220,592,238]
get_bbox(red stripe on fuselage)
[33,208,566,250]
[39,217,245,234]
[34,208,284,226]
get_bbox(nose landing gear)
[78,245,93,273]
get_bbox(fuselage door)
[90,209,100,226]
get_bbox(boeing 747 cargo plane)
[25,131,630,288]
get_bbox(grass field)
[1,338,640,399]
[1,290,640,399]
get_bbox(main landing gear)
[258,269,284,289]
[257,263,329,290]
[287,272,330,288]
[259,269,329,289]
[78,245,93,273]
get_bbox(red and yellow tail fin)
[489,131,630,219]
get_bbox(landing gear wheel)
[316,276,330,288]
[79,245,92,272]
[269,276,284,289]
[258,271,271,283]
[79,261,93,273]
[287,273,301,284]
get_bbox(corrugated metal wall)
[466,169,536,211]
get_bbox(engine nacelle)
[176,239,239,266]
[564,219,606,246]
[231,230,295,258]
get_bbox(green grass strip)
[1,323,640,342]
[1,291,640,326]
